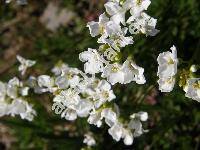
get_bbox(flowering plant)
[0,0,199,148]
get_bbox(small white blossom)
[19,87,30,96]
[55,76,69,89]
[59,89,80,109]
[87,13,110,37]
[0,81,6,101]
[83,133,96,146]
[101,108,117,127]
[158,77,176,92]
[157,46,178,92]
[61,108,77,121]
[108,122,124,141]
[52,63,69,76]
[76,99,93,117]
[88,110,102,127]
[184,78,200,102]
[37,75,56,93]
[102,63,124,85]
[127,13,159,36]
[157,45,178,78]
[123,0,151,17]
[79,48,104,74]
[93,80,116,108]
[98,31,133,51]
[17,55,36,75]
[63,68,81,88]
[128,119,143,137]
[129,111,148,137]
[6,77,21,99]
[122,59,146,84]
[0,102,9,117]
[130,111,148,121]
[8,98,36,121]
[104,1,126,25]
[122,129,134,145]
[55,68,80,89]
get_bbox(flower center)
[66,73,73,79]
[102,91,109,99]
[166,77,173,84]
[111,65,120,72]
[168,58,174,65]
[193,81,200,89]
[99,25,105,34]
[136,0,142,5]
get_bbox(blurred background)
[0,0,200,149]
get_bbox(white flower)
[8,98,36,121]
[19,87,29,96]
[76,99,93,117]
[184,78,200,102]
[93,80,116,108]
[17,55,36,75]
[83,133,96,146]
[87,13,109,37]
[88,110,102,127]
[127,13,159,36]
[61,108,77,121]
[122,129,134,145]
[130,111,148,121]
[129,111,148,137]
[158,77,176,92]
[157,45,178,78]
[51,63,69,76]
[6,77,20,99]
[37,75,56,93]
[0,81,6,101]
[0,102,9,117]
[108,122,124,141]
[101,108,117,127]
[79,48,104,74]
[55,67,80,89]
[123,0,151,17]
[128,119,143,137]
[55,76,69,89]
[63,68,80,88]
[122,59,146,84]
[38,75,54,88]
[104,21,122,36]
[157,46,178,92]
[59,89,80,109]
[102,63,124,85]
[98,32,133,51]
[104,1,126,25]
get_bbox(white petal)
[108,122,123,141]
[87,21,100,37]
[104,2,122,16]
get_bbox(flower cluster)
[0,77,36,121]
[1,0,200,147]
[31,62,147,145]
[85,0,159,85]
